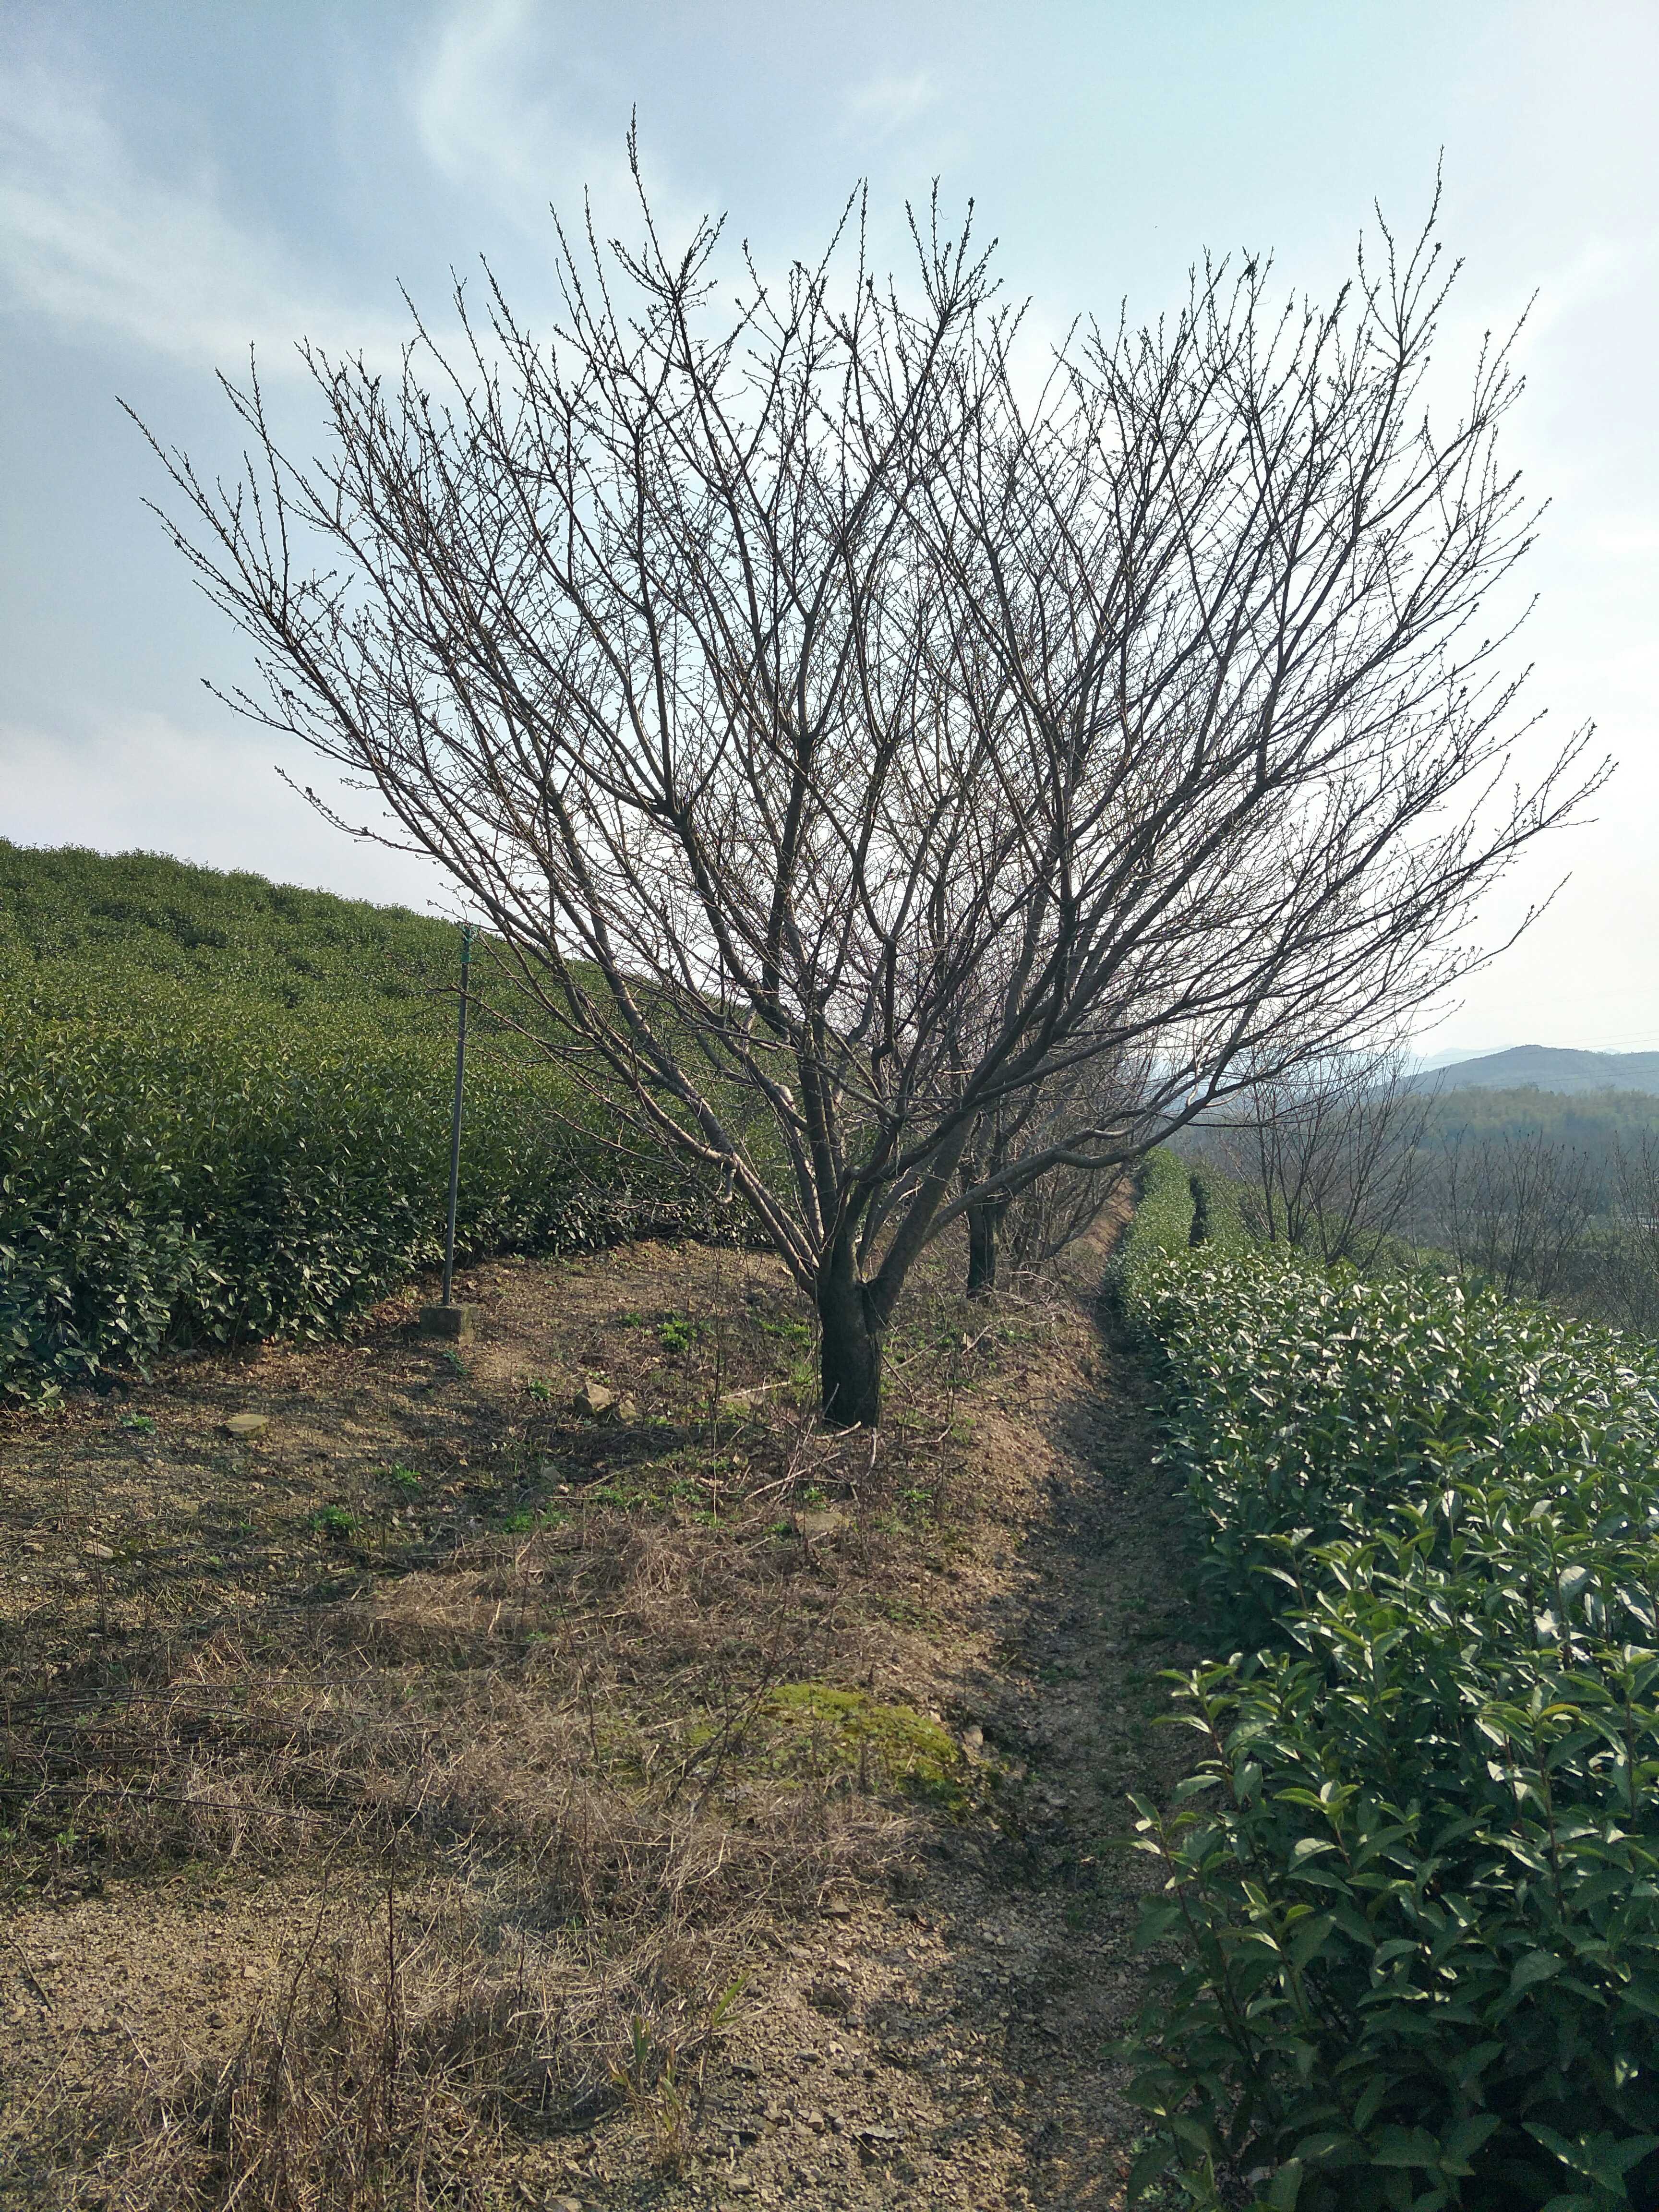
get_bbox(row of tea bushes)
[1112,1142,1252,1263]
[0,984,721,1403]
[0,840,474,1024]
[1114,1167,1659,2211]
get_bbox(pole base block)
[420,1303,478,1343]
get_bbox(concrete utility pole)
[421,923,478,1342]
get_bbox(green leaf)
[1266,2159,1303,2210]
[1126,2138,1175,2202]
[1439,2113,1503,2173]
[1287,1914,1336,1969]
[1291,2129,1362,2166]
[1510,1950,1566,1997]
[1370,2127,1444,2170]
[1351,2076,1392,2134]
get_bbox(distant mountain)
[1410,1045,1659,1097]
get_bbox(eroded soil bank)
[0,1236,1198,2209]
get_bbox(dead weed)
[1,1238,1088,2207]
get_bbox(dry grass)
[1,1236,1096,2208]
[36,1890,751,2212]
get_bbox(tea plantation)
[1115,1150,1659,2212]
[0,843,708,1402]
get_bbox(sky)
[1,0,1655,1060]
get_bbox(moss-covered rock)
[761,1682,971,1815]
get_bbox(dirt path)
[0,1242,1197,2211]
[641,1314,1199,2212]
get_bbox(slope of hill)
[0,839,466,1026]
[1410,1043,1659,1096]
[0,843,711,1402]
[1414,1082,1659,1175]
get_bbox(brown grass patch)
[40,1888,749,2210]
[1,1236,1103,2208]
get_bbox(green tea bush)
[1106,1146,1254,1297]
[0,840,469,1022]
[1120,1248,1659,2212]
[0,848,723,1402]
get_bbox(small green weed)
[118,1412,156,1434]
[868,1592,925,1626]
[308,1506,357,1539]
[657,1314,697,1354]
[757,1314,811,1344]
[499,1506,566,1534]
[591,1482,654,1512]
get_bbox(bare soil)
[0,1227,1201,2210]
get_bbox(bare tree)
[1431,1125,1600,1301]
[1214,1049,1433,1269]
[1600,1130,1659,1332]
[961,1047,1142,1293]
[133,161,1596,1423]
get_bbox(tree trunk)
[965,1195,1007,1298]
[817,1236,884,1427]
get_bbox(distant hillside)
[1410,1045,1659,1098]
[1418,1084,1659,1170]
[0,841,469,1031]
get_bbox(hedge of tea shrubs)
[1114,1151,1659,2212]
[0,847,719,1402]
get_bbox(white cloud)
[411,0,698,252]
[2,712,451,912]
[0,60,401,369]
[841,71,938,140]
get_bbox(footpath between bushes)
[0,1227,1201,2210]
